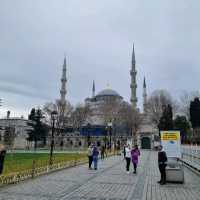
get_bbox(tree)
[99,98,121,125]
[189,97,200,143]
[43,100,73,148]
[179,91,200,119]
[27,108,49,150]
[158,104,173,131]
[146,90,177,128]
[43,100,73,127]
[117,102,142,145]
[4,126,16,148]
[173,115,191,143]
[70,104,91,131]
[190,97,200,128]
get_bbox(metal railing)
[0,151,115,187]
[181,145,200,171]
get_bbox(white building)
[0,117,30,149]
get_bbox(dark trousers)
[126,157,131,171]
[0,157,5,174]
[88,156,93,168]
[101,153,104,160]
[133,163,137,172]
[0,164,3,174]
[159,164,167,183]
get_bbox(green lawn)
[3,153,87,175]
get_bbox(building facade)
[0,117,30,149]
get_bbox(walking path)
[0,151,200,200]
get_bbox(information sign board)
[160,131,181,158]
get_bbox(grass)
[3,153,87,175]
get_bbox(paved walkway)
[0,151,200,200]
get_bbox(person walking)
[93,146,99,170]
[100,146,105,160]
[125,144,131,173]
[0,144,6,175]
[123,145,126,159]
[131,145,140,174]
[87,145,93,169]
[157,145,168,185]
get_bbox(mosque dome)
[96,89,121,97]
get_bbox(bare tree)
[179,90,200,119]
[43,100,73,127]
[4,126,16,149]
[99,98,121,124]
[146,90,177,128]
[118,102,142,145]
[70,103,91,130]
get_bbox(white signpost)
[161,131,184,183]
[160,131,181,158]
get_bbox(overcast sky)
[0,0,200,118]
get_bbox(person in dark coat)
[0,144,6,175]
[92,146,99,170]
[157,145,167,185]
[100,146,105,160]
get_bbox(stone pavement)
[0,151,200,200]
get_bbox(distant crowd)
[87,143,141,174]
[87,145,106,170]
[87,143,168,185]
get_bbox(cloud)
[0,0,200,117]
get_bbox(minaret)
[92,80,95,98]
[60,57,67,105]
[130,43,137,109]
[59,56,67,125]
[143,77,147,113]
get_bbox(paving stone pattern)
[0,151,200,200]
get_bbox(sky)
[0,0,200,118]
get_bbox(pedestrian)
[100,146,105,160]
[125,144,131,173]
[157,145,168,185]
[0,144,6,175]
[87,145,93,169]
[131,145,140,174]
[92,146,99,170]
[123,145,126,159]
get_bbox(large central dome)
[96,89,121,97]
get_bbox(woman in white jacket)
[125,144,131,173]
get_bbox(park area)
[2,151,87,175]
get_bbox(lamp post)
[49,111,58,166]
[108,122,112,152]
[87,123,91,147]
[104,126,107,149]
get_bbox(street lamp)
[49,110,58,166]
[108,122,112,152]
[87,123,91,146]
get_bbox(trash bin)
[166,158,184,183]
